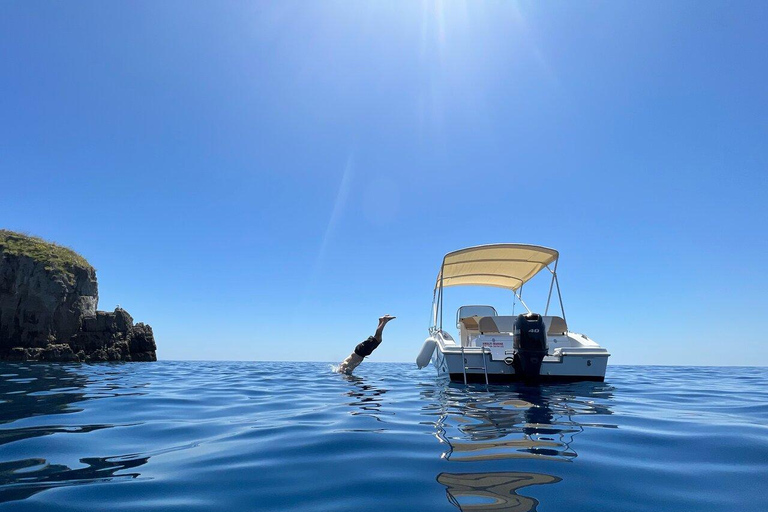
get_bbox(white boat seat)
[545,316,568,335]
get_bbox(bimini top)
[435,244,558,291]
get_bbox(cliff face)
[0,250,97,350]
[0,230,157,362]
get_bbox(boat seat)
[478,316,516,334]
[479,315,568,335]
[459,316,480,331]
[478,316,500,333]
[459,316,483,347]
[545,316,568,335]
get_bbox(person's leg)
[355,315,396,357]
[373,314,395,342]
[338,315,395,374]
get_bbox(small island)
[0,230,157,362]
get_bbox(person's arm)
[338,352,364,374]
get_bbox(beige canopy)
[435,244,558,291]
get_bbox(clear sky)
[1,1,766,365]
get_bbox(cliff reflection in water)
[0,363,91,426]
[0,363,151,503]
[0,455,147,503]
[426,382,615,511]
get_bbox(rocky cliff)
[0,230,157,362]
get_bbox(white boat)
[416,244,610,384]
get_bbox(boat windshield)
[456,305,497,327]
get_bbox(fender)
[416,338,437,369]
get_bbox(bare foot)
[379,314,396,324]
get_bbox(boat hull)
[431,337,609,384]
[447,372,605,384]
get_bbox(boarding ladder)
[460,346,489,385]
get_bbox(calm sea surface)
[0,362,766,511]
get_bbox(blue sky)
[1,1,766,365]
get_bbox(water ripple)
[0,362,766,511]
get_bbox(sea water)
[0,362,766,511]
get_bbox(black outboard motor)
[513,313,547,380]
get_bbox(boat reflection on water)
[425,381,615,511]
[437,472,560,512]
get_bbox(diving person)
[337,315,395,374]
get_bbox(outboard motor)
[513,313,547,380]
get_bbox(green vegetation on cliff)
[0,230,93,276]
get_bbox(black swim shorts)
[354,336,382,358]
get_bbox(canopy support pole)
[545,260,558,315]
[439,265,445,331]
[555,271,567,325]
[513,288,532,314]
[430,287,438,332]
[512,288,517,315]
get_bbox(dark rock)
[82,315,99,333]
[86,349,108,362]
[40,343,78,362]
[0,231,157,362]
[70,331,106,353]
[6,347,43,361]
[129,323,157,354]
[113,340,129,358]
[115,308,133,332]
[0,247,97,351]
[7,347,29,361]
[66,307,157,362]
[96,311,113,333]
[131,352,156,362]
